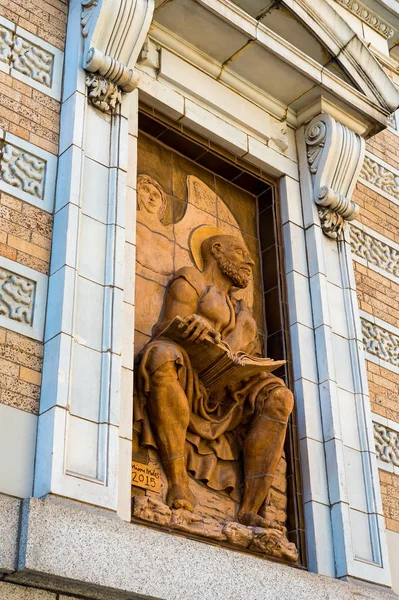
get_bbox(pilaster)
[34,0,154,513]
[297,112,391,585]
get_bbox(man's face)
[139,182,163,215]
[216,238,254,289]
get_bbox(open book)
[158,316,285,393]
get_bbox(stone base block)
[4,496,397,600]
[0,494,21,573]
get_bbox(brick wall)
[380,471,399,533]
[354,125,399,535]
[0,0,67,419]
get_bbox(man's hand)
[178,314,221,344]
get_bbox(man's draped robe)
[133,267,285,501]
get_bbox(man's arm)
[155,277,219,343]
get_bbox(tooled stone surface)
[12,36,53,87]
[1,143,46,199]
[361,317,399,367]
[0,24,13,65]
[334,0,394,38]
[360,155,399,202]
[132,494,298,563]
[374,422,399,467]
[350,225,399,278]
[0,268,35,325]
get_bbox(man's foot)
[166,483,195,512]
[237,510,284,532]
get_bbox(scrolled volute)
[305,114,365,239]
[81,0,154,112]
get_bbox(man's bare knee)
[151,360,179,383]
[263,387,294,422]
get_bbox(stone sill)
[0,495,397,600]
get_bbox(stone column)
[297,113,391,585]
[34,0,153,515]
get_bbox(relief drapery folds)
[305,114,365,239]
[132,173,298,563]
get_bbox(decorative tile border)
[350,222,399,282]
[372,413,399,474]
[334,0,394,39]
[0,256,48,341]
[359,152,399,206]
[0,130,57,212]
[0,17,63,100]
[360,310,399,374]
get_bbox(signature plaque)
[131,461,161,493]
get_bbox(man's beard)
[218,257,251,289]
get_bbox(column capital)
[81,0,154,112]
[305,113,365,239]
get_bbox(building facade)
[2,0,399,598]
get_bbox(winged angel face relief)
[133,173,298,563]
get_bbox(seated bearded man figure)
[135,231,294,529]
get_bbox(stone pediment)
[152,0,399,131]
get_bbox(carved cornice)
[334,0,394,39]
[305,114,365,239]
[81,0,154,112]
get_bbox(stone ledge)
[3,496,397,600]
[0,494,21,573]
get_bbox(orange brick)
[20,366,42,386]
[7,235,50,262]
[0,242,17,261]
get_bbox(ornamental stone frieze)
[305,114,365,239]
[360,155,399,203]
[374,422,399,468]
[81,0,154,112]
[0,20,63,99]
[0,267,35,326]
[361,316,399,368]
[334,0,394,39]
[350,225,399,279]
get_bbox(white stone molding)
[0,131,58,213]
[0,405,37,499]
[34,0,146,516]
[297,122,391,585]
[350,221,399,282]
[360,310,399,373]
[0,256,48,341]
[334,0,395,39]
[0,18,63,100]
[304,114,365,239]
[359,152,399,205]
[81,0,154,112]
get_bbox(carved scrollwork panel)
[359,156,399,203]
[374,423,399,467]
[361,317,399,368]
[12,36,53,88]
[350,225,399,279]
[0,268,35,325]
[0,24,13,65]
[305,114,365,238]
[1,143,46,200]
[81,0,154,112]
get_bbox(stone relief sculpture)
[132,173,298,563]
[0,268,35,324]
